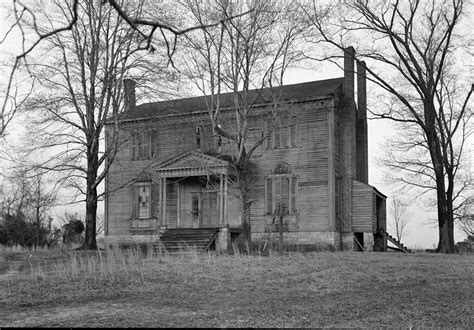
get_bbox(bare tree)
[456,199,474,237]
[181,0,307,242]
[1,166,56,248]
[22,1,166,250]
[0,0,252,137]
[389,198,410,242]
[30,171,57,250]
[303,0,473,253]
[1,0,256,250]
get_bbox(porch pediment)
[154,151,236,178]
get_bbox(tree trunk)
[80,185,98,250]
[435,183,453,253]
[433,166,455,253]
[238,166,251,245]
[35,205,40,251]
[79,150,99,250]
[425,101,455,253]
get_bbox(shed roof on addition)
[120,77,344,121]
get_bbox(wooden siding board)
[352,180,375,232]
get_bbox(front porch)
[130,151,241,240]
[156,151,238,228]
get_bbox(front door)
[191,191,219,228]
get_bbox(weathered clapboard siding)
[352,180,375,232]
[226,185,242,227]
[374,191,387,232]
[243,101,332,234]
[165,181,178,228]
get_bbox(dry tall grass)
[1,246,473,327]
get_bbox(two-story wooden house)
[103,47,387,252]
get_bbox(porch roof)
[154,150,237,178]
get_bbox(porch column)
[224,174,228,225]
[162,177,167,226]
[159,177,163,226]
[219,174,224,225]
[177,182,180,228]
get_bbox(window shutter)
[137,133,142,159]
[131,185,138,219]
[281,117,289,147]
[144,131,151,159]
[274,125,281,148]
[282,177,290,214]
[265,177,272,214]
[192,193,199,216]
[131,133,136,160]
[151,130,157,158]
[275,177,282,214]
[291,176,297,213]
[151,183,158,218]
[264,120,271,149]
[290,117,297,147]
[195,126,201,149]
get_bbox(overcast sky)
[0,4,471,248]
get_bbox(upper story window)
[266,116,298,149]
[131,130,157,160]
[265,162,298,215]
[195,126,201,150]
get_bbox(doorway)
[191,191,219,228]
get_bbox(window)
[195,126,201,150]
[266,116,297,149]
[265,163,298,215]
[131,130,158,160]
[132,172,153,220]
[217,134,222,152]
[137,183,151,219]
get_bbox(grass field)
[0,248,473,328]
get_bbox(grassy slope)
[0,251,473,328]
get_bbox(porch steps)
[386,232,411,253]
[155,228,219,252]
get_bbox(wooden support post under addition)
[219,174,224,225]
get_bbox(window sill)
[265,213,298,217]
[267,146,299,150]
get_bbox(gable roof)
[121,77,344,121]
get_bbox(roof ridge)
[119,77,344,121]
[140,77,344,108]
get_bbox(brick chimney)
[338,46,357,249]
[343,46,355,100]
[356,61,368,183]
[123,79,136,111]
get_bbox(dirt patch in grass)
[0,251,473,327]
